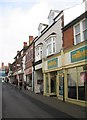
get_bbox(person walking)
[24,81,26,90]
[19,79,22,90]
[15,78,18,87]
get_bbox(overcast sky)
[0,0,83,66]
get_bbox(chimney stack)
[29,36,33,45]
[17,51,20,54]
[23,42,27,48]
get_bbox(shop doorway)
[51,76,56,93]
[50,71,57,94]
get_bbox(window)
[59,71,64,96]
[36,47,39,56]
[67,68,77,99]
[74,23,81,44]
[46,36,56,56]
[77,67,85,100]
[82,19,87,41]
[74,18,87,45]
[35,45,43,61]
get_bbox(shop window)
[59,71,63,96]
[45,74,49,93]
[67,68,77,99]
[59,75,63,95]
[77,67,85,100]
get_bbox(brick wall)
[63,26,74,49]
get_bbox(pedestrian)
[24,81,26,90]
[15,78,18,87]
[19,79,22,90]
[40,81,43,94]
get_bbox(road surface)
[2,83,73,118]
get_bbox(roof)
[62,11,87,31]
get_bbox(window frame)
[35,45,43,61]
[45,35,56,56]
[74,18,87,45]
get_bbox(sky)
[0,0,83,66]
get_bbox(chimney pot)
[23,42,27,47]
[29,36,33,45]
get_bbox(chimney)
[23,42,27,48]
[29,36,33,45]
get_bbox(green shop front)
[43,54,65,99]
[64,43,87,106]
[43,43,87,106]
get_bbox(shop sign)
[71,46,87,63]
[48,57,58,69]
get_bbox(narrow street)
[2,83,73,118]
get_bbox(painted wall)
[64,2,86,26]
[35,16,63,60]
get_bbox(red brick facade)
[63,26,74,49]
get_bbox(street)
[2,83,73,118]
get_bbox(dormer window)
[38,23,48,36]
[48,10,60,26]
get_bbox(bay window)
[46,36,56,56]
[35,45,42,61]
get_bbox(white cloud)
[0,0,81,66]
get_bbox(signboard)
[48,57,58,69]
[71,46,87,63]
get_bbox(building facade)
[62,10,87,106]
[25,36,34,91]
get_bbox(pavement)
[10,83,87,119]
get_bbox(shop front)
[43,44,87,106]
[43,56,61,97]
[64,44,87,106]
[25,67,32,90]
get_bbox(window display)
[67,68,77,99]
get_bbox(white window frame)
[82,18,87,41]
[46,35,56,56]
[35,45,43,61]
[74,18,87,45]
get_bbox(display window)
[77,67,85,100]
[67,68,77,99]
[59,70,64,96]
[45,73,49,93]
[67,66,86,101]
